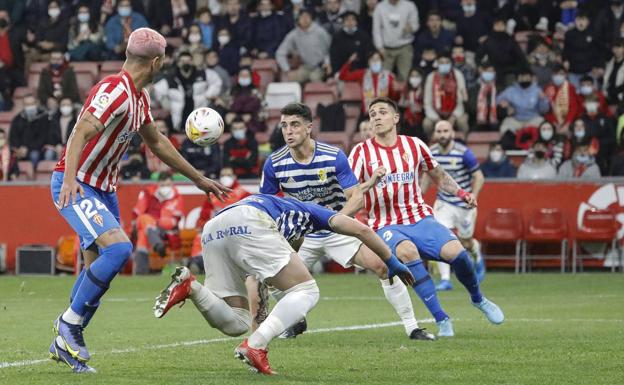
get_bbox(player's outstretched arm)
[139,123,231,201]
[339,185,365,217]
[426,165,477,208]
[58,111,104,207]
[329,214,414,286]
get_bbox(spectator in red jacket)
[339,50,399,115]
[544,65,581,134]
[131,171,184,274]
[578,75,612,117]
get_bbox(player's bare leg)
[439,240,503,324]
[246,276,268,331]
[459,236,485,283]
[395,240,454,336]
[351,245,435,340]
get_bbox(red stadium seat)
[71,62,99,78]
[12,87,33,99]
[340,82,362,102]
[27,72,41,90]
[266,108,282,132]
[303,82,337,114]
[35,160,57,181]
[29,62,48,74]
[252,59,278,92]
[76,73,95,100]
[99,61,124,80]
[0,111,16,129]
[523,208,568,273]
[573,207,618,273]
[480,208,524,273]
[17,161,34,181]
[315,132,350,152]
[467,131,500,144]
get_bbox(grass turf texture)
[0,273,623,384]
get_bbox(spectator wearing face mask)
[104,0,149,59]
[416,46,438,78]
[563,12,603,88]
[528,39,557,88]
[216,28,241,76]
[480,142,516,178]
[455,0,491,53]
[229,67,264,132]
[452,45,477,91]
[318,0,347,35]
[180,24,208,68]
[154,51,220,131]
[68,4,104,61]
[0,128,19,181]
[131,171,184,274]
[27,0,69,60]
[120,150,151,181]
[497,69,550,137]
[517,139,558,180]
[423,53,469,138]
[54,97,77,153]
[204,49,231,95]
[37,49,80,106]
[399,68,425,139]
[544,65,581,133]
[603,38,624,104]
[558,137,602,178]
[9,94,61,168]
[578,75,611,117]
[339,50,399,115]
[251,0,289,58]
[223,116,259,178]
[536,121,565,169]
[215,0,252,51]
[579,108,616,174]
[469,61,498,131]
[330,11,373,75]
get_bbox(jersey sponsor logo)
[117,130,135,143]
[383,230,393,241]
[378,171,415,188]
[202,225,251,244]
[318,168,327,182]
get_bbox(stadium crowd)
[2,0,624,182]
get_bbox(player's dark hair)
[280,103,312,122]
[0,128,5,135]
[368,97,398,113]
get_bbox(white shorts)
[433,199,477,239]
[201,205,294,299]
[299,232,362,269]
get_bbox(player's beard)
[438,137,451,148]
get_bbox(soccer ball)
[185,107,224,147]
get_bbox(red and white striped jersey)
[348,135,438,231]
[55,70,153,192]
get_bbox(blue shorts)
[51,171,121,250]
[376,216,458,262]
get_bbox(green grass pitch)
[1,273,623,384]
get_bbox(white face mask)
[219,175,235,188]
[156,186,174,201]
[489,149,503,163]
[291,0,303,4]
[409,76,422,88]
[118,6,132,18]
[232,129,246,140]
[60,105,73,116]
[189,33,201,44]
[438,63,452,74]
[552,74,566,86]
[238,77,251,87]
[24,105,38,117]
[481,71,495,82]
[585,101,599,114]
[540,129,553,141]
[462,4,476,14]
[370,62,382,73]
[77,13,90,23]
[260,10,272,17]
[574,129,585,138]
[218,35,230,45]
[580,85,593,96]
[48,8,61,18]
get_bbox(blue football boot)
[473,297,504,324]
[53,316,91,362]
[435,279,453,291]
[436,318,455,337]
[49,339,96,373]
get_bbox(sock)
[190,280,250,336]
[248,280,319,349]
[62,307,84,325]
[380,278,419,335]
[70,268,86,303]
[70,242,133,316]
[405,260,448,322]
[437,261,451,281]
[82,302,100,328]
[469,239,482,263]
[451,250,483,303]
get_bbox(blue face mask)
[481,71,495,82]
[575,154,591,164]
[552,74,566,86]
[118,6,132,18]
[370,62,382,73]
[438,63,452,74]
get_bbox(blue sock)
[70,268,86,303]
[451,250,483,303]
[70,242,133,316]
[405,260,448,322]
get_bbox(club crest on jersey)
[92,214,104,227]
[318,169,327,182]
[402,153,410,164]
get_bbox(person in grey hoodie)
[276,10,332,83]
[517,139,558,180]
[558,137,602,179]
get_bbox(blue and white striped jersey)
[260,141,358,237]
[221,194,337,243]
[429,141,479,208]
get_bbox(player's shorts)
[376,216,458,262]
[201,205,294,299]
[433,199,477,239]
[50,171,121,250]
[299,233,363,269]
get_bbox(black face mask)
[534,150,546,159]
[519,80,532,89]
[181,64,193,72]
[0,18,8,28]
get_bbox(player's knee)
[285,280,320,312]
[396,241,420,263]
[220,307,251,337]
[104,242,133,271]
[459,237,473,250]
[369,260,388,278]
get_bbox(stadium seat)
[340,82,362,102]
[29,62,48,74]
[27,72,40,90]
[35,160,57,181]
[467,131,500,144]
[17,161,34,181]
[480,208,524,273]
[572,206,618,273]
[266,108,282,132]
[71,62,99,78]
[252,59,278,92]
[523,208,568,273]
[76,72,95,99]
[315,131,350,152]
[12,87,33,99]
[265,82,302,109]
[470,143,490,162]
[99,60,124,79]
[303,82,337,114]
[0,111,15,128]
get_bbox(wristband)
[457,189,469,200]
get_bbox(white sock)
[189,280,250,337]
[438,262,451,281]
[62,307,84,325]
[469,239,482,263]
[381,279,418,335]
[248,280,319,349]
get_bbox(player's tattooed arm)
[426,165,461,195]
[82,112,105,133]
